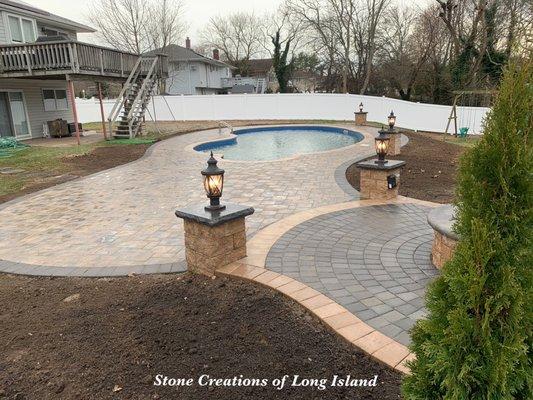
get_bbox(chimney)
[185,37,191,49]
[213,49,219,60]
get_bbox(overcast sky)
[25,0,432,45]
[25,0,283,44]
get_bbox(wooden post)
[97,82,108,140]
[67,78,81,146]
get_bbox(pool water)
[194,126,364,161]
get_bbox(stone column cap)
[354,111,368,115]
[356,159,406,170]
[176,203,255,227]
[427,204,459,240]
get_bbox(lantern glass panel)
[375,137,390,157]
[388,112,396,128]
[204,174,223,197]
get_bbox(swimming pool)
[194,126,364,161]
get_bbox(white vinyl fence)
[76,93,490,134]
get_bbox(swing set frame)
[445,89,497,136]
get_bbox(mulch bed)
[0,273,402,399]
[346,132,466,203]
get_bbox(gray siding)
[0,11,8,43]
[36,21,77,40]
[0,10,78,44]
[0,78,72,139]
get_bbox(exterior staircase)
[108,55,167,139]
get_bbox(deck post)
[67,78,81,146]
[97,82,108,140]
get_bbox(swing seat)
[459,127,469,137]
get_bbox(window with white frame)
[43,89,68,111]
[7,14,37,43]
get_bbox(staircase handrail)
[127,56,159,137]
[127,57,158,121]
[107,56,143,132]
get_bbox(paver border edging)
[216,261,414,374]
[222,196,440,374]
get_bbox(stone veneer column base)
[354,112,368,126]
[176,203,254,277]
[431,230,458,269]
[388,132,402,156]
[183,218,247,276]
[427,205,459,269]
[356,159,406,200]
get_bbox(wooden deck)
[0,40,167,80]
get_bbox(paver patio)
[265,203,439,345]
[0,124,377,275]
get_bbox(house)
[149,38,232,95]
[0,0,167,140]
[223,58,275,94]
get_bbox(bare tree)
[88,0,151,54]
[88,0,186,53]
[146,0,187,51]
[200,12,267,74]
[380,5,436,100]
[359,0,389,94]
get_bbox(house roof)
[244,58,273,75]
[0,0,96,33]
[146,44,232,68]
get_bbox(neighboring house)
[149,38,233,95]
[0,0,166,140]
[224,58,275,94]
[290,70,322,93]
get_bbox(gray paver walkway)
[0,124,377,276]
[265,203,439,345]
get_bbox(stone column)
[427,205,459,269]
[176,203,254,276]
[388,131,402,156]
[356,159,405,200]
[354,112,368,126]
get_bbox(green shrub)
[402,60,532,399]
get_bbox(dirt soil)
[346,132,466,203]
[0,273,402,400]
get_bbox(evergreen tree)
[271,30,293,93]
[402,60,532,399]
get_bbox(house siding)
[0,78,72,139]
[36,21,77,40]
[0,9,78,44]
[0,11,8,43]
[165,61,231,95]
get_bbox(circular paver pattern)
[265,203,439,346]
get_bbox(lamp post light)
[359,102,364,112]
[201,152,225,211]
[388,110,396,130]
[375,127,390,164]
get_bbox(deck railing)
[0,40,167,78]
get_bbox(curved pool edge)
[191,125,367,163]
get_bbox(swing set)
[445,90,497,137]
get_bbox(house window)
[7,14,36,43]
[43,89,68,111]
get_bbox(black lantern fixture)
[201,152,225,211]
[359,102,364,112]
[375,127,390,164]
[388,110,396,130]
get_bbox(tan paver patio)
[0,124,377,275]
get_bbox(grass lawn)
[0,138,157,203]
